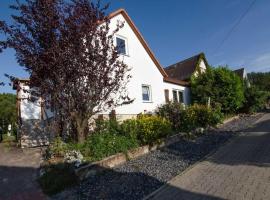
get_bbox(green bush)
[185,104,223,129]
[191,66,244,113]
[157,103,223,132]
[121,115,172,145]
[82,132,139,161]
[48,116,172,161]
[136,115,172,145]
[46,136,68,158]
[156,102,185,131]
[120,118,138,139]
[240,85,268,113]
[95,118,122,135]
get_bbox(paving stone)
[149,113,270,200]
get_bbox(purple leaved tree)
[0,0,132,142]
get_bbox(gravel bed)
[52,113,264,200]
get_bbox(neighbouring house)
[233,67,247,79]
[164,53,208,81]
[233,67,250,87]
[14,9,198,148]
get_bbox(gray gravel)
[52,113,263,200]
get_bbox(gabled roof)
[13,9,190,87]
[233,68,246,79]
[165,53,208,81]
[109,9,168,77]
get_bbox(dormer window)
[116,36,127,55]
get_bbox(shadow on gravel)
[59,165,223,200]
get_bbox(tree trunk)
[74,116,88,143]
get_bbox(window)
[173,90,178,102]
[142,85,151,102]
[116,37,127,55]
[178,91,184,103]
[172,90,184,103]
[164,89,169,103]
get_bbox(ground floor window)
[172,89,184,103]
[142,85,151,102]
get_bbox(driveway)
[0,144,46,200]
[148,113,270,200]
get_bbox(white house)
[14,9,198,147]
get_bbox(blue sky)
[1,0,270,93]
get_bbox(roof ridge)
[166,52,204,68]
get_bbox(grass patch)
[37,163,79,196]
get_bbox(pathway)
[148,113,270,200]
[0,144,46,200]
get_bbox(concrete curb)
[217,115,239,128]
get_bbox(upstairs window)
[142,85,151,102]
[116,37,127,55]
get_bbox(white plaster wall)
[104,14,189,115]
[199,60,207,72]
[163,82,191,105]
[18,84,42,120]
[18,82,54,120]
[20,99,41,120]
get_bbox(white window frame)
[115,35,129,56]
[172,89,184,103]
[142,84,152,103]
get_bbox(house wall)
[199,60,207,72]
[163,82,191,105]
[102,13,189,116]
[18,83,41,120]
[15,11,191,147]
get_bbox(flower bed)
[51,113,263,200]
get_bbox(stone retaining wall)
[19,119,55,148]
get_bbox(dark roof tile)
[164,53,207,81]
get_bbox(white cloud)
[248,52,270,72]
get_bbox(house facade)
[15,9,194,147]
[165,53,208,81]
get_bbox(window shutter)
[164,89,169,103]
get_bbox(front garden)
[51,113,263,200]
[39,103,224,195]
[39,66,269,197]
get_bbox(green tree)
[0,93,16,134]
[191,66,244,113]
[240,84,268,113]
[248,72,270,91]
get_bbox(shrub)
[46,136,68,158]
[120,115,172,145]
[185,104,223,129]
[191,66,244,113]
[95,118,122,135]
[120,118,138,139]
[240,85,268,113]
[157,103,223,132]
[83,132,139,161]
[135,115,172,145]
[156,102,185,131]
